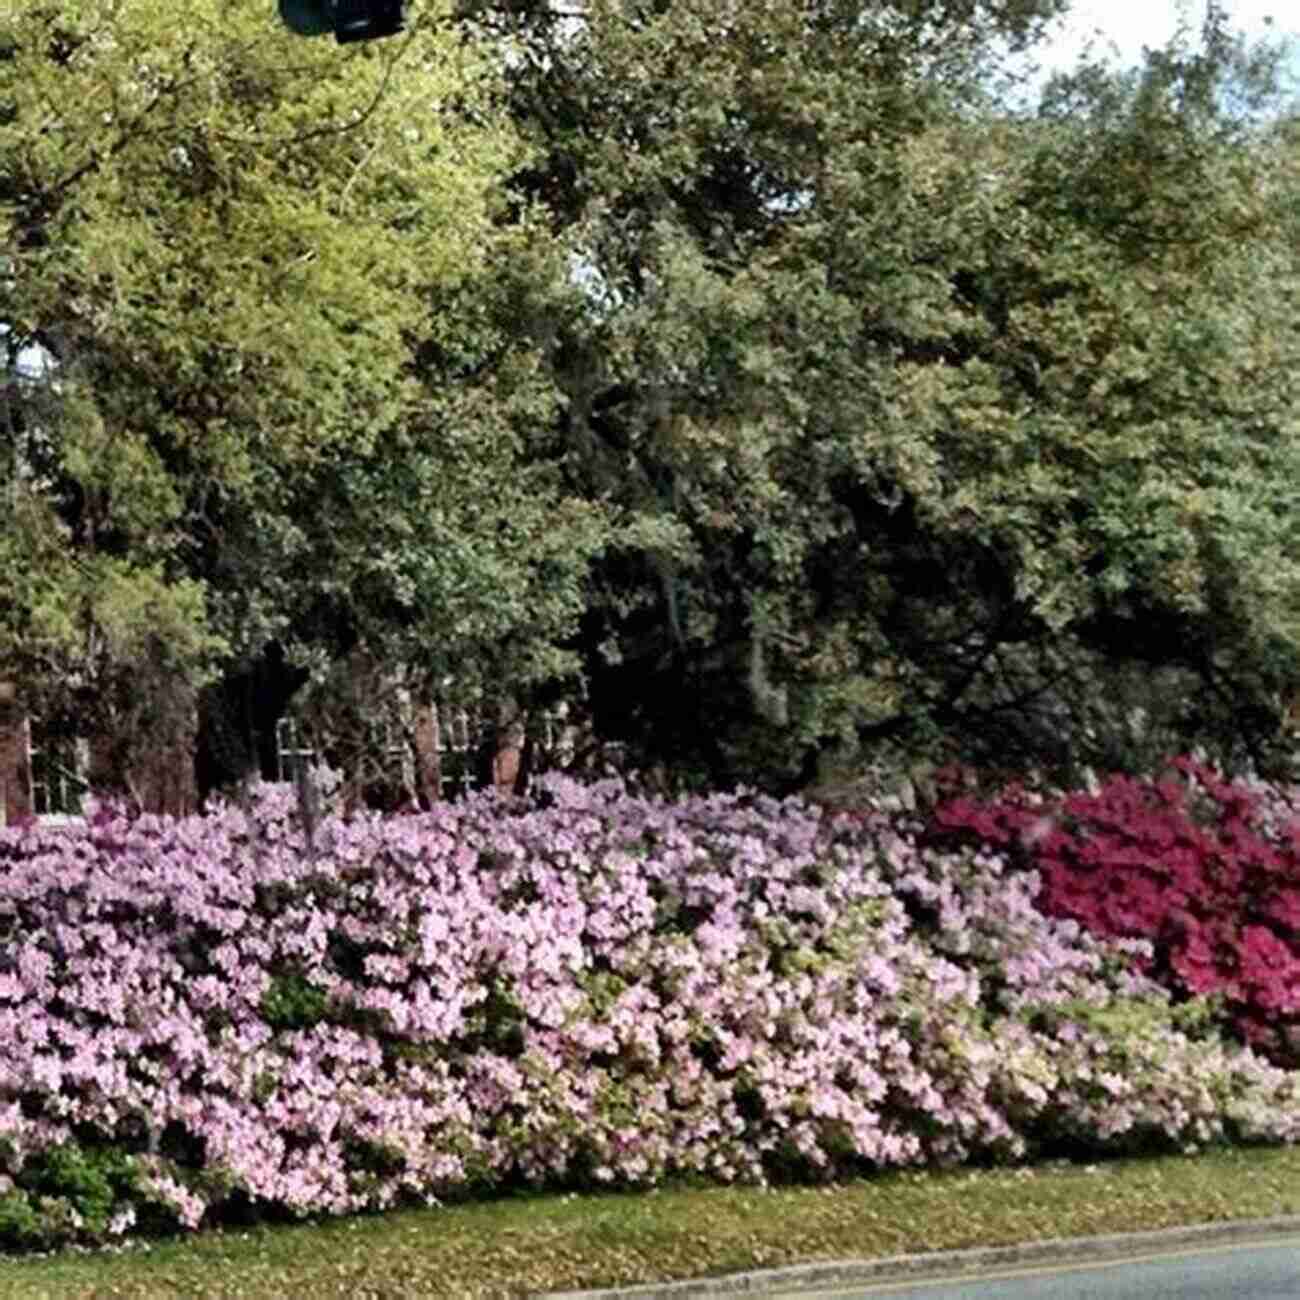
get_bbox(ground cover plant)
[926,757,1300,1068]
[0,773,1297,1254]
[3,1145,1300,1299]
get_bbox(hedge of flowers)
[926,757,1300,1068]
[0,772,1297,1250]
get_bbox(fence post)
[0,684,32,825]
[492,697,525,795]
[411,700,442,808]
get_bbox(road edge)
[541,1214,1300,1299]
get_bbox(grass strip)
[2,1145,1299,1299]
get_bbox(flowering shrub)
[0,773,1295,1250]
[927,757,1300,1068]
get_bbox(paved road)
[782,1235,1300,1300]
[547,1221,1300,1300]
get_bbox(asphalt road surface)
[783,1235,1300,1300]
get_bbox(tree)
[451,0,1300,790]
[1,0,607,803]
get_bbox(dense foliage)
[0,776,1296,1249]
[455,1,1300,789]
[0,0,606,795]
[5,2,1300,800]
[928,757,1300,1069]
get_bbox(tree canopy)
[1,0,607,795]
[5,0,1300,804]
[450,0,1300,789]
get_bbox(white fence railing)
[275,702,579,801]
[29,731,90,819]
[9,698,591,824]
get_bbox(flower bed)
[926,757,1300,1066]
[0,774,1296,1250]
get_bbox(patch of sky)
[0,325,54,382]
[1000,0,1300,112]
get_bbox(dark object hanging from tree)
[278,0,405,43]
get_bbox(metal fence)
[12,697,591,824]
[28,728,89,819]
[274,701,579,802]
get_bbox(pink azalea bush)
[0,772,1296,1250]
[926,757,1300,1068]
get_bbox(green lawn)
[3,1145,1299,1298]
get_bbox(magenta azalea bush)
[926,757,1300,1067]
[0,773,1297,1250]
